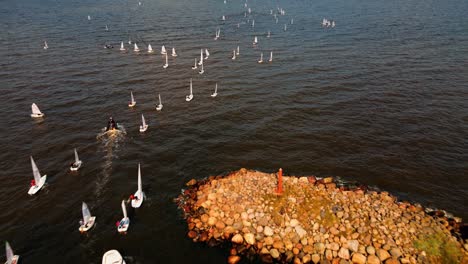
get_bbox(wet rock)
[188,230,197,239]
[228,255,241,264]
[231,234,243,244]
[186,179,197,186]
[351,253,366,264]
[376,249,391,262]
[338,247,350,260]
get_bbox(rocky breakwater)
[176,169,467,263]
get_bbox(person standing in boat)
[106,117,117,131]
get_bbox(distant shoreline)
[176,169,467,263]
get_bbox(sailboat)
[79,202,96,232]
[171,47,177,57]
[198,49,203,65]
[163,52,168,68]
[105,24,109,31]
[4,242,19,264]
[258,52,263,63]
[276,17,278,24]
[221,15,226,21]
[161,45,167,55]
[211,83,218,98]
[291,18,294,24]
[252,20,255,28]
[30,103,44,118]
[192,58,198,69]
[28,156,47,195]
[331,21,336,28]
[128,37,132,44]
[231,50,236,60]
[214,28,220,40]
[147,44,153,53]
[131,163,144,208]
[198,61,204,74]
[268,51,273,62]
[204,49,209,59]
[102,250,126,264]
[43,41,48,50]
[253,36,258,45]
[156,94,163,111]
[119,41,125,51]
[134,43,140,52]
[128,92,136,107]
[87,15,91,20]
[117,200,130,233]
[185,79,193,102]
[139,114,148,133]
[70,148,82,171]
[284,24,287,31]
[267,31,271,38]
[236,46,240,55]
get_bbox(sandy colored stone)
[351,253,366,264]
[368,255,381,264]
[270,248,280,259]
[264,226,274,236]
[338,247,350,260]
[376,249,391,262]
[227,255,241,264]
[243,233,255,245]
[231,234,243,244]
[312,254,320,264]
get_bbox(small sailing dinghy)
[119,41,125,51]
[102,250,126,264]
[105,24,109,31]
[31,103,44,118]
[192,58,198,69]
[161,45,167,55]
[134,43,140,52]
[131,163,144,208]
[198,49,203,65]
[267,31,271,38]
[128,92,136,107]
[28,156,47,195]
[269,51,273,62]
[171,47,177,57]
[147,44,153,53]
[139,114,148,133]
[199,61,204,74]
[204,49,209,60]
[70,148,82,171]
[79,202,96,233]
[258,52,263,63]
[252,19,255,28]
[43,41,48,50]
[5,242,19,264]
[211,83,218,98]
[186,78,194,102]
[222,15,226,21]
[163,52,168,68]
[284,24,287,31]
[236,46,240,55]
[117,200,130,233]
[253,36,258,45]
[231,50,236,60]
[88,15,91,20]
[156,94,163,111]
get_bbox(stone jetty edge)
[175,168,467,264]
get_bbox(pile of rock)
[176,169,467,263]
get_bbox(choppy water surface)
[1,0,467,262]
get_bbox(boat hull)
[28,175,47,195]
[70,160,82,171]
[186,95,193,102]
[117,218,130,233]
[156,105,163,111]
[102,250,125,264]
[139,125,148,133]
[128,102,136,107]
[31,113,44,118]
[79,216,96,232]
[131,190,144,208]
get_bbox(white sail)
[215,83,218,93]
[158,94,162,105]
[130,92,135,104]
[74,148,79,163]
[190,78,193,95]
[199,49,203,64]
[138,163,142,193]
[236,46,240,55]
[232,50,236,60]
[267,31,271,38]
[269,51,273,62]
[43,41,48,50]
[148,44,153,52]
[105,24,109,31]
[82,202,91,224]
[171,47,177,56]
[120,41,125,51]
[192,58,197,69]
[87,15,91,20]
[284,24,287,31]
[165,53,168,65]
[258,52,263,63]
[252,20,255,27]
[253,36,258,44]
[5,242,14,264]
[141,114,146,127]
[161,45,166,54]
[205,48,210,58]
[31,156,41,184]
[222,15,225,21]
[121,200,127,219]
[31,103,42,115]
[134,43,139,52]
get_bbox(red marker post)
[276,168,283,195]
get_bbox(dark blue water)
[1,0,467,262]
